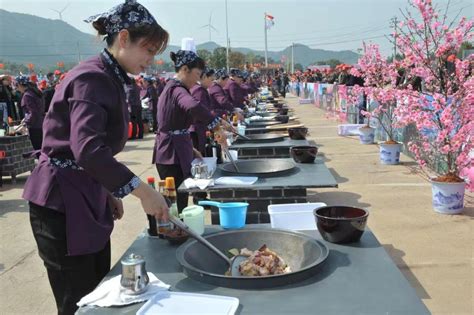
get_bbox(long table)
[77,225,430,315]
[178,158,338,223]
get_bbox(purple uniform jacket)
[224,79,246,109]
[126,83,141,116]
[21,89,45,129]
[208,82,234,117]
[189,85,212,154]
[152,79,216,177]
[22,55,134,256]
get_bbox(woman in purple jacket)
[15,75,45,150]
[208,68,234,117]
[153,51,230,212]
[22,1,169,313]
[189,67,216,155]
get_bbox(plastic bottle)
[165,177,179,229]
[146,177,158,237]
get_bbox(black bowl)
[290,146,318,163]
[278,108,289,115]
[165,229,189,245]
[273,103,284,109]
[275,115,289,124]
[314,206,369,244]
[288,127,308,140]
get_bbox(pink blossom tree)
[392,0,473,185]
[350,43,401,142]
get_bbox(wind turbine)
[51,3,70,21]
[200,11,219,42]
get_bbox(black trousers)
[152,104,158,132]
[156,164,188,212]
[28,127,43,150]
[29,203,110,315]
[130,113,143,139]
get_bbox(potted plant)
[350,43,404,160]
[393,0,473,214]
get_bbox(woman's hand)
[193,148,203,160]
[214,128,228,149]
[107,193,124,220]
[132,181,169,221]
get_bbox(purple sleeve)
[213,88,234,112]
[68,74,136,193]
[228,83,244,109]
[176,87,216,126]
[21,93,34,126]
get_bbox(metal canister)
[120,253,149,295]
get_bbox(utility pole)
[76,41,81,63]
[391,16,398,61]
[264,12,268,67]
[291,43,295,73]
[225,0,230,71]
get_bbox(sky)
[1,0,473,56]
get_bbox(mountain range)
[0,9,359,69]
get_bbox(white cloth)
[215,176,258,186]
[183,178,214,190]
[76,273,170,307]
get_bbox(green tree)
[229,51,246,69]
[210,47,227,69]
[315,59,343,68]
[197,49,212,64]
[294,63,303,71]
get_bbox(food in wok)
[226,244,291,276]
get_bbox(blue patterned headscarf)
[215,68,228,80]
[15,75,30,86]
[229,68,242,77]
[173,50,200,68]
[84,0,157,35]
[203,67,215,77]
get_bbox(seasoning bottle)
[232,114,239,127]
[146,177,158,237]
[157,180,171,239]
[165,177,179,228]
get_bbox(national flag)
[265,13,275,29]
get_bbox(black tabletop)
[77,226,430,315]
[178,158,338,193]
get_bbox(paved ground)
[0,94,472,314]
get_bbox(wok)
[176,228,329,289]
[233,133,285,143]
[218,159,296,177]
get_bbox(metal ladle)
[222,147,240,172]
[169,217,247,277]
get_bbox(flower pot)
[379,142,402,165]
[431,180,465,214]
[358,127,375,144]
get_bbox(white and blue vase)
[431,180,465,214]
[358,127,375,144]
[379,143,402,165]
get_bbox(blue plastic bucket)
[198,201,248,229]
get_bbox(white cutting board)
[136,291,239,315]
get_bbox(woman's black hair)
[170,52,205,73]
[24,82,43,97]
[93,22,169,54]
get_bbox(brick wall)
[0,135,35,182]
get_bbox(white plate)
[215,176,258,185]
[136,291,239,315]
